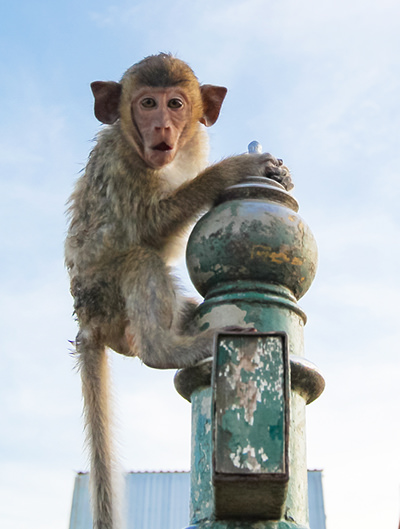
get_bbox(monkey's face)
[131,87,193,169]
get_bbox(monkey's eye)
[141,98,157,109]
[168,98,184,109]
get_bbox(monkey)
[65,53,292,529]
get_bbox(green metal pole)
[175,158,324,529]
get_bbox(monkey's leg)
[174,297,200,335]
[121,251,214,369]
[76,326,117,529]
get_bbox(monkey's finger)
[263,161,284,176]
[258,152,281,165]
[264,163,294,191]
[282,175,294,191]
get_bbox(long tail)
[77,332,116,529]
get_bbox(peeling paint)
[250,245,303,266]
[214,334,288,475]
[230,443,263,472]
[199,305,256,331]
[191,388,214,522]
[186,189,318,301]
[201,394,212,416]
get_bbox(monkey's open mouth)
[153,142,173,151]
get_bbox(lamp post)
[175,144,324,529]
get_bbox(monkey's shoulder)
[86,128,140,179]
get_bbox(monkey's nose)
[155,122,171,131]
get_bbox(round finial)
[248,141,262,154]
[186,179,318,300]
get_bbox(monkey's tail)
[77,331,118,529]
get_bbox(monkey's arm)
[139,153,287,244]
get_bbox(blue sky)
[1,1,399,528]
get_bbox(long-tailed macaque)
[65,53,292,529]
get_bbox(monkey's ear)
[91,81,122,124]
[199,85,228,127]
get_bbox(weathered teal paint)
[190,387,214,523]
[213,333,290,520]
[176,359,323,528]
[214,334,288,476]
[197,289,305,357]
[186,177,318,302]
[175,176,324,529]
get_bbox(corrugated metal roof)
[69,473,93,529]
[307,470,327,529]
[69,470,326,529]
[126,472,189,529]
[69,472,189,529]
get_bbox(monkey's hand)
[260,154,294,191]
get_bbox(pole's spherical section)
[186,177,318,300]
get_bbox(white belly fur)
[158,124,209,265]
